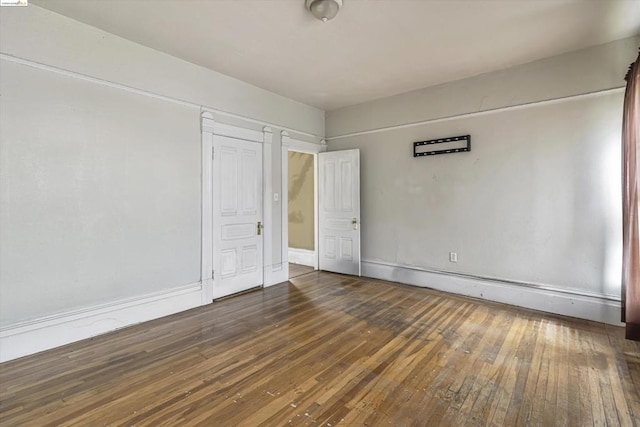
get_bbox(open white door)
[212,135,263,299]
[319,149,361,276]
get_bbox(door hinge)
[212,147,215,160]
[212,270,215,280]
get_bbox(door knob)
[352,217,358,230]
[257,221,263,236]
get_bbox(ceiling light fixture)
[306,0,342,23]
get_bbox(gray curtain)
[622,50,640,341]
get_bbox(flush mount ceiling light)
[306,0,342,22]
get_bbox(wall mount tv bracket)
[413,135,471,157]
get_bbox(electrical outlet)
[449,252,458,263]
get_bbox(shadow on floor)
[289,263,314,279]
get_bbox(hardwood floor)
[1,272,639,426]
[289,263,314,279]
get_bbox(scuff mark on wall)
[288,151,315,250]
[289,154,313,203]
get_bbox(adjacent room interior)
[287,149,317,279]
[1,0,639,425]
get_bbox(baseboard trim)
[362,260,623,326]
[0,282,203,362]
[288,248,315,267]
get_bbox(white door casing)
[202,115,328,299]
[212,135,264,298]
[319,149,361,276]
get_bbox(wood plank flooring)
[289,263,315,279]
[1,272,639,426]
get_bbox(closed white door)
[212,135,263,299]
[319,149,361,276]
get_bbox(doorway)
[281,132,361,281]
[287,149,317,279]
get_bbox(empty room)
[1,0,640,425]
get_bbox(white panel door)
[212,135,263,298]
[319,149,361,276]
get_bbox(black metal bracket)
[413,134,471,157]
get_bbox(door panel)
[213,135,263,298]
[319,149,360,275]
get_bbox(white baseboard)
[362,260,623,326]
[264,263,289,287]
[288,248,315,267]
[0,282,203,362]
[2,261,620,362]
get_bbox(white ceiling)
[33,0,640,111]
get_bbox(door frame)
[281,131,326,272]
[201,111,272,302]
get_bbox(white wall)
[1,6,325,136]
[327,37,637,138]
[326,37,639,322]
[0,5,323,348]
[0,59,202,325]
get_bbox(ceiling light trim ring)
[306,0,342,22]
